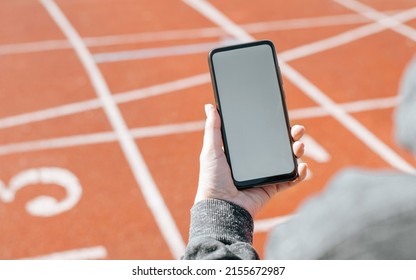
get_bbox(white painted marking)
[92,7,415,64]
[84,27,226,46]
[91,8,416,64]
[93,41,224,63]
[295,135,331,181]
[113,73,211,103]
[302,135,331,163]
[0,73,210,130]
[0,99,101,130]
[254,215,294,233]
[0,61,396,132]
[93,11,396,63]
[40,0,185,258]
[0,131,116,156]
[24,246,107,260]
[2,7,415,131]
[281,61,415,173]
[289,96,399,119]
[183,0,252,43]
[289,106,331,120]
[0,97,401,156]
[182,0,415,173]
[0,39,70,55]
[0,121,204,156]
[281,22,384,61]
[0,12,378,56]
[280,7,416,62]
[0,168,82,217]
[85,13,373,47]
[340,96,399,112]
[335,0,416,42]
[130,120,205,139]
[244,13,369,34]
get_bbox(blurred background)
[0,0,415,259]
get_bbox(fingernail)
[204,104,212,118]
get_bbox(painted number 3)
[0,167,82,217]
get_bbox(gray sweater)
[183,199,258,260]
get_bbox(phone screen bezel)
[208,40,298,189]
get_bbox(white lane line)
[244,13,370,33]
[0,97,399,156]
[187,0,252,42]
[113,73,211,104]
[0,99,101,130]
[182,0,415,173]
[0,73,210,130]
[86,13,372,47]
[302,134,331,163]
[91,12,383,63]
[2,7,414,131]
[88,8,416,64]
[92,7,416,64]
[0,39,70,55]
[0,131,116,156]
[279,6,416,61]
[0,121,204,156]
[335,0,416,42]
[93,41,227,63]
[340,96,399,112]
[254,215,294,233]
[130,120,205,139]
[84,27,226,46]
[289,96,398,119]
[0,12,377,56]
[281,61,415,173]
[40,0,185,259]
[23,246,107,260]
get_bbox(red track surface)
[0,0,415,259]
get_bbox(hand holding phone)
[208,40,298,189]
[196,103,307,217]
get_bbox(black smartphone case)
[208,40,298,189]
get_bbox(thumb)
[202,104,223,154]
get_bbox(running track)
[0,0,415,259]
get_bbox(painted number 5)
[0,167,82,217]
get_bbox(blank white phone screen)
[212,44,294,182]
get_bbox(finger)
[291,125,305,142]
[297,162,308,182]
[293,162,308,185]
[202,104,223,153]
[272,162,309,192]
[293,141,305,159]
[284,162,309,188]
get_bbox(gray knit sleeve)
[183,199,259,260]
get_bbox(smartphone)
[208,40,298,189]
